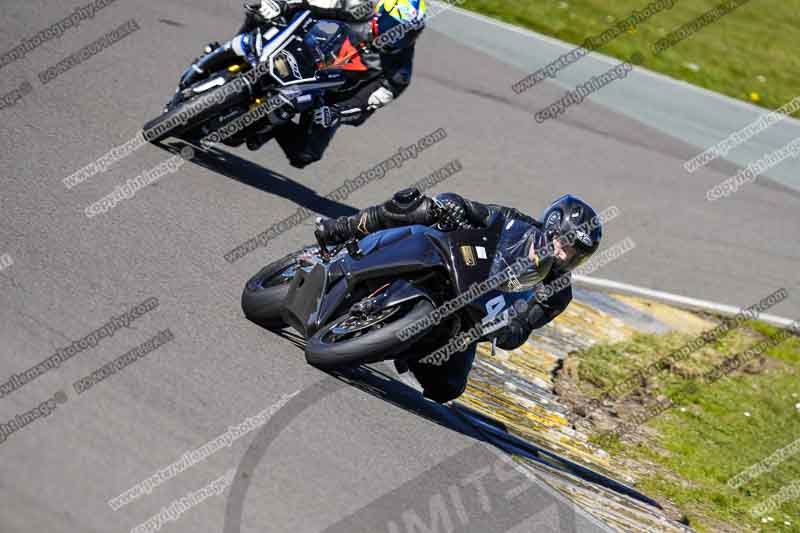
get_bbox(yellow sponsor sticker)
[460,245,476,267]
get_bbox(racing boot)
[246,130,274,151]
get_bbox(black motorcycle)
[142,9,372,147]
[241,215,532,369]
[241,217,674,515]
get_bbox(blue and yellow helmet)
[372,0,427,52]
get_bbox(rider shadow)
[266,327,661,510]
[268,327,490,442]
[268,329,538,454]
[332,364,493,439]
[157,140,359,220]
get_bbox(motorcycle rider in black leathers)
[177,0,424,168]
[315,188,603,403]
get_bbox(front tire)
[305,299,435,370]
[143,80,251,143]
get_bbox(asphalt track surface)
[0,1,797,532]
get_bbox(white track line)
[574,275,797,329]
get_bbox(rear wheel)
[241,247,318,328]
[305,297,435,369]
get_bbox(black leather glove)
[433,196,475,230]
[493,304,543,351]
[432,192,492,230]
[315,217,351,246]
[245,0,296,22]
[313,105,341,129]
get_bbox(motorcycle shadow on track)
[155,139,359,220]
[268,327,491,441]
[268,329,551,466]
[267,328,663,512]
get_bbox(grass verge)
[459,0,800,114]
[556,320,800,532]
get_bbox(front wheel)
[143,79,251,143]
[305,298,435,369]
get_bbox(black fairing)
[282,214,528,338]
[282,263,328,336]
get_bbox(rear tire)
[305,299,435,370]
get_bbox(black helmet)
[541,195,602,272]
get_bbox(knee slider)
[423,379,467,403]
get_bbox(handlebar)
[243,1,289,28]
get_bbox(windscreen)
[303,20,352,69]
[488,219,544,293]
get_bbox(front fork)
[178,42,237,90]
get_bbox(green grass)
[569,322,800,531]
[459,0,800,114]
[576,326,757,396]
